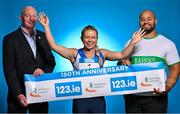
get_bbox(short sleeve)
[165,43,180,65]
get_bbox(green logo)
[145,77,148,82]
[90,82,93,88]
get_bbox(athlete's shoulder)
[99,48,108,54]
[158,34,176,46]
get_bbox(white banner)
[25,62,165,104]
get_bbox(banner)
[25,62,165,104]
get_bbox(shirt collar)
[21,26,36,37]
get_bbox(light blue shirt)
[21,26,36,58]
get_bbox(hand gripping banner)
[25,62,166,104]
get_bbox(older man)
[3,6,55,113]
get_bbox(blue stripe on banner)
[24,72,60,82]
[24,62,164,82]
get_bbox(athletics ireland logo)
[30,88,41,97]
[85,82,97,92]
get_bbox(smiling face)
[139,10,157,34]
[20,6,37,32]
[81,25,98,51]
[82,29,98,50]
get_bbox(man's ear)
[19,16,22,20]
[155,19,157,25]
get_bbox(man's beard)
[142,24,155,34]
